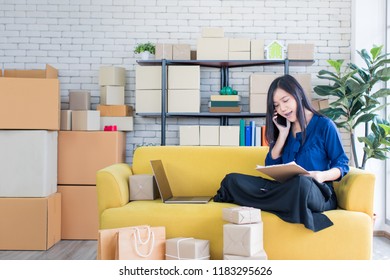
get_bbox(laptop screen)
[150,160,173,201]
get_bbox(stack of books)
[208,95,241,113]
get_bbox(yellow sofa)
[96,146,375,260]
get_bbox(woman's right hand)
[272,111,291,137]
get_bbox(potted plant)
[134,42,155,60]
[314,45,390,169]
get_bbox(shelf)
[137,112,266,118]
[137,59,314,68]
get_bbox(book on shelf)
[210,95,241,101]
[209,106,241,113]
[239,119,245,146]
[255,161,309,183]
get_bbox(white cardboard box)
[100,116,133,131]
[200,126,220,146]
[135,89,162,113]
[72,110,100,131]
[60,110,72,131]
[168,90,200,113]
[223,222,264,257]
[0,130,58,197]
[100,86,125,105]
[99,66,126,86]
[219,126,240,146]
[179,126,200,146]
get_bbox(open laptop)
[150,160,211,204]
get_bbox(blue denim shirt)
[265,114,349,180]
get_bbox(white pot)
[141,51,151,60]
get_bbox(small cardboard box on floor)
[0,193,61,250]
[0,64,60,130]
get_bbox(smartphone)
[276,114,287,126]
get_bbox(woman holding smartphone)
[213,74,349,232]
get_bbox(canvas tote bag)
[116,225,166,260]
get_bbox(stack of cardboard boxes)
[222,207,267,260]
[0,64,61,250]
[179,125,240,146]
[57,66,128,240]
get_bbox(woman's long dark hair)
[265,74,319,145]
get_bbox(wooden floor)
[0,236,388,260]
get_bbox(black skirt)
[213,173,337,232]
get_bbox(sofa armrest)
[333,167,375,218]
[96,163,133,222]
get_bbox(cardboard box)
[168,89,200,113]
[129,174,159,201]
[173,44,191,60]
[312,99,329,111]
[135,89,162,113]
[219,126,240,146]
[97,105,133,117]
[250,74,280,93]
[224,250,268,260]
[57,185,98,240]
[0,193,61,250]
[223,222,264,257]
[60,110,72,130]
[99,66,126,86]
[229,38,251,52]
[179,125,200,146]
[71,110,100,131]
[155,43,173,60]
[292,74,312,98]
[0,130,58,197]
[166,238,210,260]
[58,131,126,185]
[69,90,91,110]
[222,207,262,224]
[200,125,220,146]
[201,27,224,38]
[287,43,314,60]
[197,38,229,60]
[100,86,125,105]
[249,93,267,113]
[251,39,265,60]
[168,66,200,89]
[228,52,250,60]
[100,116,134,131]
[0,64,60,130]
[135,65,162,90]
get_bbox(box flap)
[3,64,58,78]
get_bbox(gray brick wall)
[0,0,352,164]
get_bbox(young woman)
[213,75,349,232]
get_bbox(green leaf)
[313,85,338,97]
[358,136,374,148]
[379,123,390,135]
[357,49,372,67]
[370,45,383,61]
[353,114,377,128]
[371,88,390,99]
[327,59,344,73]
[317,70,339,79]
[376,67,390,81]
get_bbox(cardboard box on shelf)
[0,130,58,197]
[287,44,314,60]
[173,44,191,60]
[249,93,267,114]
[57,131,126,185]
[196,38,229,60]
[201,27,224,38]
[155,43,173,60]
[135,65,162,90]
[0,64,60,130]
[58,185,98,240]
[200,125,220,146]
[250,74,280,94]
[229,38,251,52]
[250,39,265,60]
[179,125,200,146]
[228,52,250,60]
[168,65,200,89]
[0,193,61,250]
[168,89,200,113]
[135,89,162,113]
[219,126,240,146]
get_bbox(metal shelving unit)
[136,59,314,145]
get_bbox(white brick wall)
[0,0,352,163]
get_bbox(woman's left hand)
[307,171,325,183]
